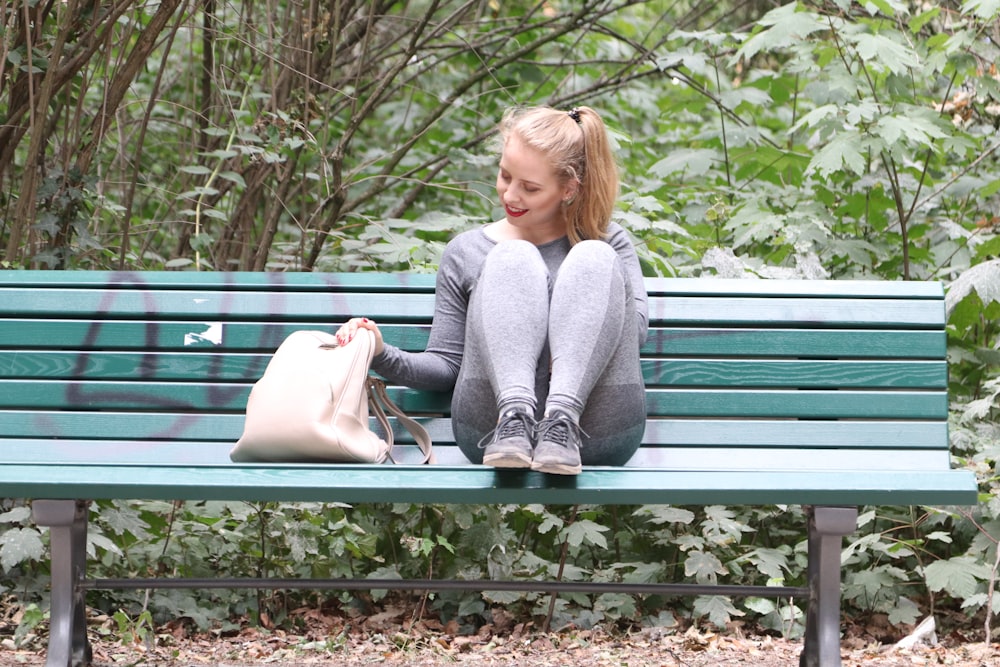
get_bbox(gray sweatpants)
[452,239,646,465]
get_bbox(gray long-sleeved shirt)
[371,222,648,391]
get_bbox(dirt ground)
[2,623,998,667]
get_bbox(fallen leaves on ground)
[2,619,999,666]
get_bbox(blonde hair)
[497,105,619,244]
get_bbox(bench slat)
[0,411,950,449]
[0,292,942,329]
[0,270,438,292]
[0,320,946,358]
[0,438,958,473]
[0,288,438,321]
[0,320,432,352]
[643,359,945,388]
[0,462,974,506]
[651,388,947,418]
[0,351,946,389]
[0,270,942,298]
[0,380,946,418]
[646,328,945,358]
[645,277,944,299]
[649,296,943,328]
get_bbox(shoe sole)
[530,460,582,475]
[483,452,532,468]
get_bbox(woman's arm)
[607,223,649,346]
[337,240,471,392]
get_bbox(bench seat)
[0,269,979,667]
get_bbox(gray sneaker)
[531,410,584,475]
[480,409,535,469]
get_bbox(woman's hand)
[335,317,385,356]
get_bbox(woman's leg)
[452,240,550,464]
[535,240,646,472]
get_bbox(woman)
[336,106,648,475]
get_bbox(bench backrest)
[0,271,950,474]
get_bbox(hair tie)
[567,108,582,124]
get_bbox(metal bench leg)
[32,500,92,667]
[800,505,858,667]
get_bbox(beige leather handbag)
[230,329,433,464]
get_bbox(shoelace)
[535,412,588,448]
[478,409,535,449]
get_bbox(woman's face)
[496,135,575,237]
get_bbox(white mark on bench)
[184,322,223,346]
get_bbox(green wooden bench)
[0,269,978,667]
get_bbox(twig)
[543,505,579,633]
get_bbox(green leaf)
[219,171,247,187]
[980,179,1000,197]
[741,547,789,580]
[925,531,953,543]
[203,149,239,160]
[693,595,744,629]
[908,7,940,33]
[649,149,719,178]
[975,235,1000,261]
[685,550,726,583]
[735,3,828,62]
[744,597,776,614]
[564,519,609,549]
[179,165,213,175]
[179,187,219,198]
[99,503,150,538]
[436,534,455,555]
[852,33,920,74]
[0,507,31,524]
[846,567,903,601]
[719,86,773,111]
[0,528,45,570]
[863,0,908,17]
[790,104,840,133]
[845,101,879,126]
[946,259,1000,315]
[634,505,695,525]
[538,513,563,534]
[888,597,922,625]
[807,132,865,177]
[875,112,947,147]
[924,556,989,598]
[88,532,123,557]
[621,562,662,584]
[962,0,1000,19]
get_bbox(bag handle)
[367,377,435,464]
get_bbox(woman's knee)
[488,239,544,266]
[568,239,618,265]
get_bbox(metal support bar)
[800,505,858,667]
[32,500,92,667]
[85,577,808,598]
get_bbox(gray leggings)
[452,239,646,465]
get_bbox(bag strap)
[367,377,435,464]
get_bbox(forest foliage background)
[2,0,1000,649]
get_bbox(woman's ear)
[562,180,580,203]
